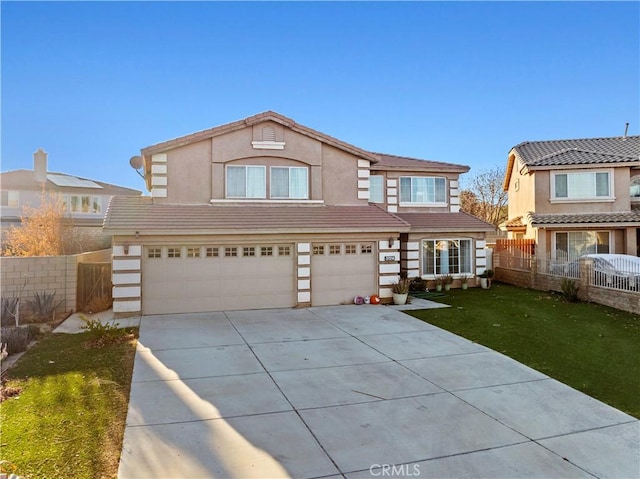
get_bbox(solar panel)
[47,174,103,189]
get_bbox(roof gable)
[141,111,380,164]
[504,135,640,190]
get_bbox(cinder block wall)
[0,249,111,317]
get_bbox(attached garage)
[311,242,377,306]
[142,243,296,314]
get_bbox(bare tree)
[460,166,508,227]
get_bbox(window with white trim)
[67,195,102,214]
[630,177,640,200]
[147,248,162,259]
[554,231,610,261]
[226,165,266,198]
[552,171,611,200]
[422,239,472,276]
[1,190,19,207]
[369,176,384,203]
[400,177,446,204]
[271,167,308,199]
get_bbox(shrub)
[25,291,63,322]
[80,317,128,347]
[561,278,580,302]
[1,327,30,356]
[82,293,113,314]
[409,277,427,293]
[1,297,19,327]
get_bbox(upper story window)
[369,176,384,203]
[226,165,266,198]
[61,194,102,214]
[226,164,311,200]
[400,177,446,205]
[271,167,308,199]
[552,171,611,200]
[1,190,19,207]
[631,177,640,201]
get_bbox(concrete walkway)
[118,305,639,479]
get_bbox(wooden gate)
[77,262,112,312]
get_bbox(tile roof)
[104,196,411,235]
[371,153,469,173]
[513,136,640,168]
[529,209,640,227]
[395,212,495,232]
[503,216,526,228]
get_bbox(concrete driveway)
[118,304,639,479]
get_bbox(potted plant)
[391,278,410,305]
[443,274,454,291]
[479,269,494,289]
[434,276,444,292]
[461,275,471,290]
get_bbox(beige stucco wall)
[150,120,368,207]
[506,158,536,222]
[163,140,212,204]
[320,144,365,205]
[533,167,631,214]
[376,170,460,213]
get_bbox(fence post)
[530,255,537,289]
[579,257,592,301]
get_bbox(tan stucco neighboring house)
[1,148,142,251]
[502,135,640,261]
[104,111,494,316]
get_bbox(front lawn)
[409,283,640,418]
[0,329,138,479]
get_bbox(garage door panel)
[311,243,376,307]
[143,244,295,314]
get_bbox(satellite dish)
[129,155,143,170]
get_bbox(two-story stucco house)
[1,148,142,252]
[502,135,640,262]
[104,111,494,316]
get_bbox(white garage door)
[142,244,295,314]
[311,242,377,306]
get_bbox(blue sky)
[2,1,638,192]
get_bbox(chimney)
[33,148,48,183]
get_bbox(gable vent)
[262,126,276,141]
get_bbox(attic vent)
[262,126,276,141]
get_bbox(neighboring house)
[1,148,142,252]
[502,135,640,261]
[104,111,494,316]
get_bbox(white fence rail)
[539,256,640,292]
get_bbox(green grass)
[408,283,640,418]
[0,329,138,479]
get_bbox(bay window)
[271,167,308,199]
[226,165,266,198]
[552,171,611,200]
[422,239,472,276]
[400,177,446,205]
